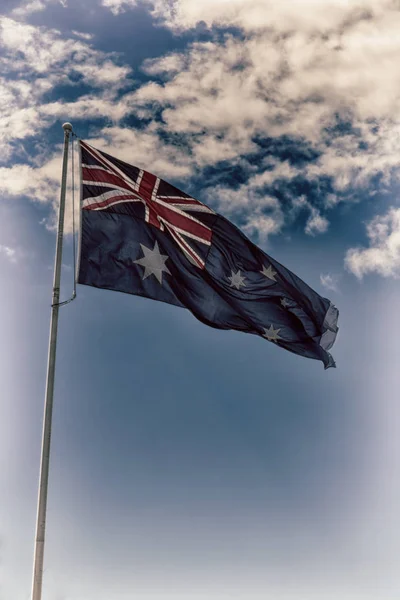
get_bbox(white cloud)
[243,211,283,241]
[101,0,138,15]
[11,0,46,18]
[0,17,130,83]
[90,126,194,179]
[4,1,400,260]
[11,0,68,14]
[0,18,135,233]
[125,11,400,194]
[0,158,60,204]
[0,148,82,235]
[305,208,329,236]
[145,0,400,34]
[95,1,400,244]
[71,30,94,40]
[0,17,132,161]
[345,207,400,278]
[320,273,341,293]
[143,53,187,77]
[0,245,17,263]
[205,184,284,241]
[291,195,330,237]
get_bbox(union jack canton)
[78,140,339,369]
[81,140,213,269]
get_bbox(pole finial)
[62,122,73,132]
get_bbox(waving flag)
[78,140,339,368]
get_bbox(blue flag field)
[78,140,339,368]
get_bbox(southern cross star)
[260,264,277,281]
[262,324,281,342]
[134,241,171,284]
[228,269,246,290]
[280,297,290,308]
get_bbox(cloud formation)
[0,244,17,263]
[345,207,400,278]
[101,0,137,14]
[11,0,46,18]
[3,0,400,260]
[107,0,400,239]
[320,273,341,293]
[147,0,399,34]
[0,16,131,162]
[132,3,400,184]
[0,15,135,230]
[0,156,61,204]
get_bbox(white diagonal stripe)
[92,198,144,211]
[135,169,144,191]
[82,143,138,194]
[151,177,160,201]
[166,223,205,268]
[164,222,212,246]
[169,204,214,213]
[158,196,214,213]
[83,189,136,208]
[82,164,113,174]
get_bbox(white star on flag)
[134,241,171,284]
[262,324,281,342]
[228,269,246,290]
[281,297,290,308]
[260,264,277,281]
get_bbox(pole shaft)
[31,123,72,600]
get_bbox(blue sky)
[1,1,400,599]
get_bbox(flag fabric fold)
[78,140,339,369]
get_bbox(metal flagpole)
[31,122,73,600]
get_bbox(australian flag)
[78,140,339,369]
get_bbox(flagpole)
[31,122,73,600]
